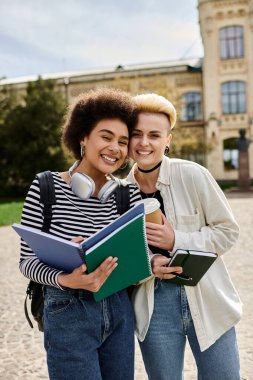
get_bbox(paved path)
[0,195,252,379]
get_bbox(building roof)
[0,57,203,87]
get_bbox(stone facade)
[199,0,253,180]
[0,0,252,181]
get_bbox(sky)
[0,0,203,80]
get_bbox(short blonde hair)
[133,93,177,129]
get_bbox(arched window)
[220,26,244,59]
[223,138,238,170]
[181,92,201,121]
[221,81,246,114]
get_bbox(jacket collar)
[157,155,171,185]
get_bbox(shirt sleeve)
[19,178,64,288]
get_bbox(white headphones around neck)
[68,161,120,203]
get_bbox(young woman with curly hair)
[19,88,141,380]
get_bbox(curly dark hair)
[62,87,137,159]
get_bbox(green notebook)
[13,203,151,302]
[85,211,151,301]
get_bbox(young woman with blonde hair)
[128,93,242,380]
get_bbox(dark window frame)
[223,138,238,170]
[221,81,246,114]
[181,92,202,121]
[220,25,244,59]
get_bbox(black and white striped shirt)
[19,172,141,288]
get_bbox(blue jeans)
[43,286,135,380]
[139,281,240,380]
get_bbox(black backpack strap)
[24,282,34,328]
[36,171,56,233]
[115,183,130,215]
[24,171,56,330]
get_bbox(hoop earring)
[164,146,170,156]
[80,144,85,158]
[119,159,129,170]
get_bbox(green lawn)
[0,200,24,226]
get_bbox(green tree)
[0,86,18,189]
[0,86,18,123]
[1,78,67,196]
[0,86,17,143]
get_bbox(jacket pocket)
[176,209,201,232]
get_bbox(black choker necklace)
[138,161,162,173]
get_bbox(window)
[223,138,238,170]
[221,81,246,114]
[181,92,201,121]
[179,148,205,166]
[220,26,244,59]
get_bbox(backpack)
[24,171,130,331]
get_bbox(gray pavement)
[0,195,252,379]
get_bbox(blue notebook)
[13,203,152,301]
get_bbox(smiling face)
[129,112,171,170]
[80,118,129,176]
